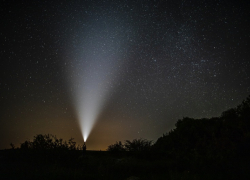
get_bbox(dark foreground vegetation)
[1,96,250,180]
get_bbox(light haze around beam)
[68,14,128,142]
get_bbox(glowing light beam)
[68,18,124,142]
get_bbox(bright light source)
[68,29,122,142]
[67,19,125,142]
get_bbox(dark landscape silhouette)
[1,95,250,180]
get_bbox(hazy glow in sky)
[69,18,124,142]
[73,61,116,142]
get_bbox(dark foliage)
[5,95,250,179]
[107,139,153,152]
[19,134,82,151]
[107,141,125,152]
[124,139,153,152]
[153,95,250,179]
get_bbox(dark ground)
[1,149,248,180]
[0,149,166,180]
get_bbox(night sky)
[1,0,249,150]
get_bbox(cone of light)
[72,58,117,142]
[66,11,129,143]
[68,27,123,142]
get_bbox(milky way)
[1,0,249,150]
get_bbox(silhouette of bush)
[152,95,250,178]
[124,139,153,152]
[8,95,250,179]
[107,141,125,152]
[107,139,153,152]
[19,134,82,151]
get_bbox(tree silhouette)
[152,95,250,175]
[124,138,153,152]
[107,141,125,152]
[68,137,77,150]
[20,134,79,151]
[107,139,153,152]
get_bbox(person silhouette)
[83,142,86,154]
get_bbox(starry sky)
[1,0,249,150]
